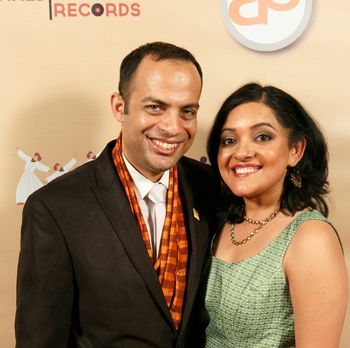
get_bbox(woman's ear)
[288,138,306,167]
[110,93,125,122]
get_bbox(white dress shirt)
[123,155,169,258]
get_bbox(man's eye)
[182,109,197,119]
[146,105,161,110]
[144,104,164,114]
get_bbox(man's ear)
[110,93,125,122]
[288,137,306,167]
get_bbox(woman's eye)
[221,137,236,146]
[256,134,271,142]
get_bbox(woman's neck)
[243,198,281,221]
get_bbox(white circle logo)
[221,0,313,52]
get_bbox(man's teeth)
[153,139,178,150]
[235,167,258,174]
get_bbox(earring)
[290,170,302,188]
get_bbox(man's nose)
[158,110,182,135]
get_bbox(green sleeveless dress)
[201,210,328,348]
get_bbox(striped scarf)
[112,134,188,329]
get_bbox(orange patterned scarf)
[112,134,188,329]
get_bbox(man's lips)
[149,137,181,151]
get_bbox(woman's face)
[217,102,300,203]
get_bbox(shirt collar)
[122,154,169,200]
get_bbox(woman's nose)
[233,140,255,160]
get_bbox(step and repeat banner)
[1,1,350,346]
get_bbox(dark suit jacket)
[15,140,220,348]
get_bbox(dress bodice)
[201,210,328,348]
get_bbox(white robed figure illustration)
[45,157,77,183]
[85,150,101,162]
[16,148,50,205]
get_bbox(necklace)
[230,208,280,246]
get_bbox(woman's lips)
[233,165,260,175]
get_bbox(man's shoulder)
[178,156,220,195]
[179,156,211,172]
[178,156,216,180]
[29,160,94,203]
[28,141,115,202]
[178,156,220,220]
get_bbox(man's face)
[111,56,202,182]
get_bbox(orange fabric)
[112,134,188,329]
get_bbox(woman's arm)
[284,219,348,348]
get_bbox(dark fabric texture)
[112,135,189,329]
[15,140,220,348]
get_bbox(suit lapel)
[177,161,209,331]
[90,142,176,331]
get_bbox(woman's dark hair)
[207,82,329,224]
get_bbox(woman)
[201,83,347,347]
[16,147,50,205]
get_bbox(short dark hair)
[118,41,203,107]
[207,82,329,223]
[32,152,42,161]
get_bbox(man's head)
[118,42,203,113]
[111,42,203,182]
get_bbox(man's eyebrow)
[140,97,200,110]
[182,103,200,110]
[140,97,167,105]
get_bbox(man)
[15,42,219,348]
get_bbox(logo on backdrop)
[0,1,141,20]
[221,0,313,51]
[49,1,141,20]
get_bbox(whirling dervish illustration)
[45,156,77,183]
[85,150,101,162]
[16,147,50,205]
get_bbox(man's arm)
[16,194,74,347]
